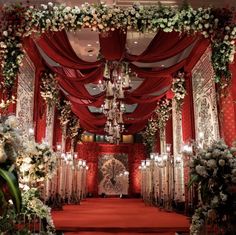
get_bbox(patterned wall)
[192,47,220,145]
[16,54,35,134]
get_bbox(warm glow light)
[29,128,34,135]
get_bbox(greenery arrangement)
[171,71,187,112]
[189,140,236,235]
[142,98,172,154]
[0,2,235,96]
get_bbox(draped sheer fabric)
[25,29,210,134]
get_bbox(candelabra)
[139,144,182,210]
[99,61,132,144]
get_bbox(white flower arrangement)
[40,71,59,108]
[155,98,172,133]
[189,140,236,234]
[16,140,57,185]
[0,96,16,111]
[171,71,186,112]
[0,2,235,98]
[142,117,158,154]
[0,115,21,164]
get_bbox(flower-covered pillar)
[16,54,35,135]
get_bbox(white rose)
[20,163,31,172]
[41,4,47,10]
[38,164,44,170]
[218,159,225,166]
[46,19,51,25]
[207,159,217,168]
[5,115,18,128]
[220,192,227,202]
[24,157,32,164]
[3,31,8,37]
[48,2,53,7]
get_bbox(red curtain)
[99,29,126,60]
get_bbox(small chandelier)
[99,61,131,144]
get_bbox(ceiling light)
[134,41,138,44]
[87,44,92,47]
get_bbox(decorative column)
[45,105,55,147]
[192,47,220,145]
[16,54,35,134]
[172,100,185,201]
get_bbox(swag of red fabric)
[35,29,207,133]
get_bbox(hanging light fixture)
[98,61,131,144]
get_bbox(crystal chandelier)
[99,61,131,144]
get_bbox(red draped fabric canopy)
[32,29,209,134]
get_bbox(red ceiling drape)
[33,29,208,134]
[37,31,102,69]
[126,31,196,62]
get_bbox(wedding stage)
[52,198,189,234]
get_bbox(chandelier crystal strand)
[99,61,131,144]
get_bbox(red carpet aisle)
[52,198,189,234]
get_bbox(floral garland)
[155,98,172,134]
[39,70,83,141]
[142,117,158,154]
[0,2,235,95]
[67,114,82,140]
[58,100,72,132]
[171,71,186,112]
[142,98,172,153]
[189,140,236,234]
[40,70,60,108]
[16,140,57,185]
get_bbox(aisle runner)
[52,198,189,233]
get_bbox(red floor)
[52,198,190,234]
